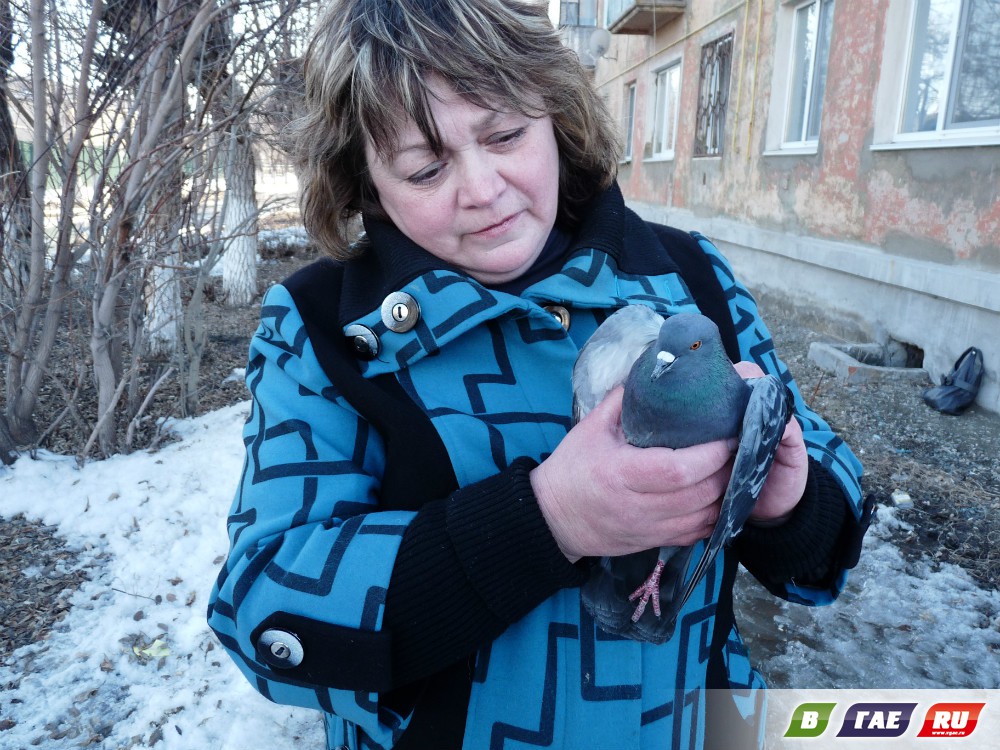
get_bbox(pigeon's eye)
[690,340,702,351]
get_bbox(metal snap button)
[258,628,304,669]
[381,292,420,333]
[345,324,380,359]
[544,304,571,331]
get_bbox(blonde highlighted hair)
[294,0,620,259]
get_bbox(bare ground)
[2,245,999,664]
[756,290,1000,588]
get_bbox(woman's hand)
[733,361,809,526]
[531,388,734,563]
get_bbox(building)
[553,0,1000,412]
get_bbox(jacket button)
[258,628,304,669]
[381,292,420,333]
[544,304,571,331]
[345,324,379,359]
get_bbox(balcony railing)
[605,0,686,35]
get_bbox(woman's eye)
[407,162,445,185]
[489,127,526,147]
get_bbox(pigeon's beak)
[651,350,676,380]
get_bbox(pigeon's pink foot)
[628,559,665,622]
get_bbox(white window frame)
[783,0,836,147]
[648,61,682,161]
[622,82,637,162]
[872,0,1000,150]
[764,0,835,155]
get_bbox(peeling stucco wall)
[596,0,1000,270]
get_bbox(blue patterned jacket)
[208,185,867,750]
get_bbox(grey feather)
[571,304,663,423]
[572,309,791,643]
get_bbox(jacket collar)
[336,181,680,328]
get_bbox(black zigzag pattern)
[426,271,499,337]
[488,622,579,749]
[464,321,516,414]
[579,602,641,703]
[393,304,574,475]
[558,249,609,288]
[235,306,411,605]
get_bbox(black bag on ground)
[922,347,984,415]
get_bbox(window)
[785,0,835,145]
[901,0,1000,135]
[694,34,734,157]
[622,82,637,161]
[651,62,681,159]
[561,0,597,27]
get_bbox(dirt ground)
[3,240,999,662]
[756,290,1000,588]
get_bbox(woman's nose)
[457,153,505,208]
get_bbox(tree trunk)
[0,2,31,320]
[2,0,55,446]
[90,258,128,456]
[221,127,259,306]
[0,414,16,465]
[143,111,186,359]
[180,274,208,417]
[0,0,33,454]
[145,241,183,357]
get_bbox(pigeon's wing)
[669,374,792,617]
[571,305,663,423]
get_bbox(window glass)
[786,0,835,144]
[902,0,958,132]
[946,0,1000,128]
[623,83,636,160]
[902,0,1000,134]
[652,64,680,157]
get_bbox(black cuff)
[733,457,848,591]
[383,458,584,688]
[445,457,588,623]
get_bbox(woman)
[208,1,868,748]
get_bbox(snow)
[736,508,1000,689]
[0,403,324,748]
[1,402,999,748]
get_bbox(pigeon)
[572,307,791,644]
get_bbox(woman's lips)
[471,211,522,238]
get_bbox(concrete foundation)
[806,342,930,386]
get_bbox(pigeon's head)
[650,313,724,380]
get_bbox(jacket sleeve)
[206,284,416,743]
[694,236,871,605]
[206,285,582,741]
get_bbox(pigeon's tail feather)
[671,374,791,615]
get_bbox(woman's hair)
[293,0,620,259]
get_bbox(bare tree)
[0,0,314,461]
[0,0,32,462]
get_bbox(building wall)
[573,0,1000,411]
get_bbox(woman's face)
[365,79,560,286]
